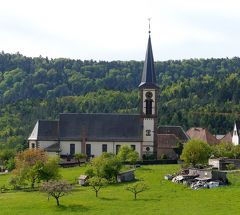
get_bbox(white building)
[28,31,159,158]
[232,122,240,145]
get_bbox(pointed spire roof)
[139,34,158,88]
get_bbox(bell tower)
[139,23,159,158]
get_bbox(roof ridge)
[60,113,140,116]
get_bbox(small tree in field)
[88,176,108,197]
[14,149,47,188]
[125,182,149,200]
[41,180,72,206]
[180,139,211,167]
[89,153,122,181]
[74,153,86,166]
[13,149,60,189]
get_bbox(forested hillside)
[0,51,240,149]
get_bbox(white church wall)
[28,140,37,149]
[38,141,57,149]
[86,141,142,158]
[60,141,81,155]
[47,152,59,157]
[87,141,114,157]
[28,140,57,150]
[143,118,154,144]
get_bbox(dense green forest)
[0,51,240,149]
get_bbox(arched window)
[145,99,153,115]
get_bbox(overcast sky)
[1,0,240,61]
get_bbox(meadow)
[0,165,240,215]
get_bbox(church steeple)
[138,24,158,159]
[138,31,158,88]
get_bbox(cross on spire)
[148,18,151,35]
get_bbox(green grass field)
[1,165,240,215]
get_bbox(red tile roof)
[186,127,219,145]
[220,132,232,143]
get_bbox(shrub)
[116,145,139,166]
[226,163,235,170]
[8,176,27,190]
[211,142,235,158]
[74,153,87,166]
[87,153,122,182]
[180,139,211,167]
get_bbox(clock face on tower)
[145,91,153,99]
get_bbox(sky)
[0,0,240,61]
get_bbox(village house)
[215,132,232,143]
[157,126,189,159]
[187,126,234,145]
[186,127,219,145]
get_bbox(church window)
[116,145,121,154]
[131,145,136,150]
[146,147,150,151]
[70,144,75,156]
[102,144,107,152]
[145,99,153,115]
[31,143,35,149]
[86,144,91,157]
[146,130,151,136]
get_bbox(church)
[28,31,189,159]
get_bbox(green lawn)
[1,165,240,215]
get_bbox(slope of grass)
[0,165,240,215]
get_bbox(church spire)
[139,22,158,88]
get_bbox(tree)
[125,182,149,200]
[74,153,86,166]
[88,153,122,181]
[13,149,59,188]
[0,149,16,170]
[233,145,240,159]
[126,151,139,166]
[25,161,43,189]
[41,180,72,206]
[180,139,212,167]
[117,145,139,166]
[15,149,47,168]
[117,145,132,162]
[173,141,184,158]
[117,145,139,165]
[38,158,60,182]
[14,149,47,188]
[211,142,235,158]
[87,176,108,197]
